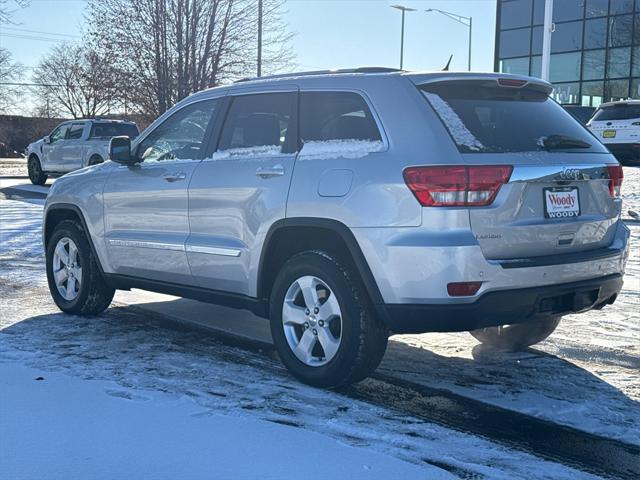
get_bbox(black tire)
[269,250,388,388]
[88,155,104,166]
[46,219,115,315]
[28,155,48,185]
[469,316,561,351]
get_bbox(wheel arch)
[44,203,105,274]
[257,218,384,307]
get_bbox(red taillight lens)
[607,165,623,197]
[447,282,482,296]
[403,165,512,207]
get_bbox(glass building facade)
[495,0,640,106]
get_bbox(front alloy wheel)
[52,237,83,301]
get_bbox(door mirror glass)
[43,136,50,144]
[109,136,135,164]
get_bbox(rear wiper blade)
[538,135,592,150]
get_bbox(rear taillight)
[403,165,513,207]
[607,165,623,197]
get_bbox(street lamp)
[391,5,416,69]
[425,8,473,71]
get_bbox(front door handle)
[163,172,187,182]
[255,164,285,179]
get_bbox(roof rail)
[234,67,403,83]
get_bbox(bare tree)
[86,0,293,117]
[0,0,29,23]
[0,47,23,113]
[31,43,122,118]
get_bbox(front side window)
[217,92,295,157]
[66,123,85,140]
[137,99,218,162]
[50,124,69,143]
[420,82,608,154]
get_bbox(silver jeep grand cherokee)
[43,69,629,387]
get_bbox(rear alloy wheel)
[28,156,48,185]
[270,251,388,388]
[470,316,561,351]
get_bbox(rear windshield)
[90,123,139,139]
[420,83,607,154]
[591,104,640,121]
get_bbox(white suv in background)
[26,119,139,185]
[588,100,640,165]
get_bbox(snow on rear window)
[422,91,484,152]
[298,139,384,160]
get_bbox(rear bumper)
[379,274,623,334]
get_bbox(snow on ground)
[0,200,603,479]
[1,166,639,477]
[1,363,441,480]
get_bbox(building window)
[634,14,640,44]
[586,0,609,18]
[531,55,542,77]
[500,57,530,75]
[532,25,543,54]
[500,28,531,58]
[631,78,640,98]
[633,47,640,76]
[583,49,606,80]
[552,21,583,52]
[608,15,633,47]
[550,52,582,82]
[533,0,545,24]
[581,81,604,106]
[500,0,533,29]
[553,0,585,22]
[607,47,631,78]
[610,0,633,15]
[604,79,630,101]
[585,17,608,48]
[552,82,581,104]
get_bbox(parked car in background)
[587,100,640,166]
[563,105,595,126]
[26,119,139,185]
[42,70,628,388]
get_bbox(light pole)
[425,8,473,71]
[257,0,263,77]
[540,0,554,81]
[391,5,416,70]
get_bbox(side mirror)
[109,136,136,165]
[43,136,50,144]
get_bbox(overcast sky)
[0,0,497,114]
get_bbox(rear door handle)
[255,164,285,179]
[163,172,187,182]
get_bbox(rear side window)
[90,123,139,139]
[420,83,608,154]
[591,104,640,121]
[66,123,84,140]
[217,92,295,156]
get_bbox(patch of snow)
[298,139,384,160]
[0,363,446,480]
[208,145,282,161]
[422,91,485,152]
